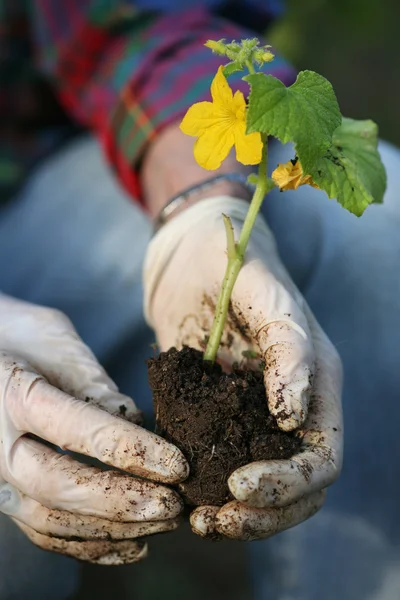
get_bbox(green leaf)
[222,213,237,260]
[309,118,387,216]
[223,61,242,77]
[241,349,259,359]
[244,71,342,171]
[247,173,259,186]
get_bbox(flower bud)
[204,39,228,56]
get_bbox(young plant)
[180,38,387,363]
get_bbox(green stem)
[246,60,256,75]
[203,136,270,362]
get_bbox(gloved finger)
[189,492,325,540]
[14,520,148,564]
[43,351,142,424]
[3,438,183,521]
[260,322,314,431]
[1,486,179,539]
[215,491,325,540]
[232,247,315,431]
[2,355,188,483]
[29,326,141,423]
[0,300,141,423]
[228,311,343,508]
[189,506,220,539]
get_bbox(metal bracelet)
[153,173,255,232]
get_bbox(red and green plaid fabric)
[0,1,296,204]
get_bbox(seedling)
[180,38,386,363]
[148,39,387,508]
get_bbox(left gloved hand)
[144,195,343,540]
[0,294,188,563]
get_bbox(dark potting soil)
[147,346,301,506]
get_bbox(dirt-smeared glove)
[0,294,188,563]
[144,196,343,540]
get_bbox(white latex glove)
[0,295,188,563]
[144,196,343,540]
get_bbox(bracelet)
[153,173,255,232]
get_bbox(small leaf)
[242,349,259,359]
[222,214,237,260]
[309,118,387,216]
[223,61,243,76]
[245,71,342,171]
[247,173,259,186]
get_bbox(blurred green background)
[73,2,398,599]
[269,0,400,147]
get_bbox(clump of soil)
[147,346,301,506]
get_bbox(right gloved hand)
[144,196,343,541]
[0,294,188,564]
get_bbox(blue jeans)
[0,137,399,599]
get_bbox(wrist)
[140,121,253,220]
[154,173,254,231]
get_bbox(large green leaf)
[245,70,342,171]
[310,118,387,216]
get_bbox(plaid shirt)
[0,0,295,205]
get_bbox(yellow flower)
[180,66,263,170]
[272,159,320,191]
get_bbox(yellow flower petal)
[232,90,246,120]
[272,159,320,191]
[233,120,263,165]
[301,174,320,190]
[272,160,303,190]
[210,65,233,108]
[180,101,218,137]
[180,65,265,170]
[193,126,235,170]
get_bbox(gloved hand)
[144,196,343,540]
[0,294,188,563]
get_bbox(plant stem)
[203,136,270,362]
[246,60,256,75]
